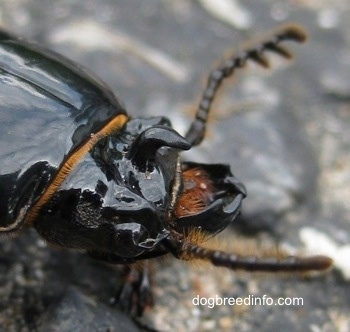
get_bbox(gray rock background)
[0,0,349,331]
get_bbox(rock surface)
[0,1,349,331]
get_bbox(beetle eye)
[128,125,191,171]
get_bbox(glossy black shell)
[0,29,127,230]
[0,28,245,263]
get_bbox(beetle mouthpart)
[128,126,191,170]
[174,241,333,272]
[172,163,246,236]
[174,167,215,217]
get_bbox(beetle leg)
[113,262,153,317]
[185,24,307,146]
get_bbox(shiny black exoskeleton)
[0,26,332,315]
[0,28,243,259]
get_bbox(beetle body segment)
[0,29,128,231]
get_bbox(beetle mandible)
[0,26,332,315]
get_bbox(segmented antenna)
[185,25,307,146]
[180,242,332,272]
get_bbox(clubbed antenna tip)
[277,24,308,43]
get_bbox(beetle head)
[89,117,247,260]
[100,117,246,240]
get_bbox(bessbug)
[0,25,332,316]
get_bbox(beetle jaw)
[170,162,246,236]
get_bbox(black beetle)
[0,26,332,315]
